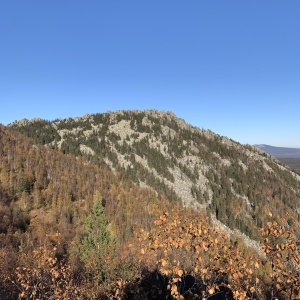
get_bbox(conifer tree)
[80,197,112,263]
[77,196,119,286]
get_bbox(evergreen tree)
[78,197,118,284]
[80,197,113,261]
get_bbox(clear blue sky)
[1,1,299,147]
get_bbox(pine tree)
[80,197,112,263]
[78,196,119,285]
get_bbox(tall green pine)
[80,198,112,264]
[72,196,121,286]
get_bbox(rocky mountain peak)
[9,110,300,243]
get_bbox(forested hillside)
[0,124,170,298]
[10,110,300,242]
[1,122,300,299]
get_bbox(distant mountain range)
[255,144,300,158]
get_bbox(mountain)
[9,110,300,242]
[3,112,300,299]
[255,144,300,158]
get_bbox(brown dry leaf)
[161,259,168,267]
[171,284,178,295]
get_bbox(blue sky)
[1,1,299,147]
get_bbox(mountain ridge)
[3,109,300,298]
[9,109,300,243]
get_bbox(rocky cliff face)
[9,109,300,241]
